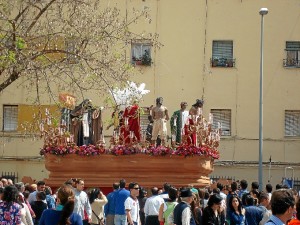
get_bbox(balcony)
[283,58,300,68]
[211,57,235,68]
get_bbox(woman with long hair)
[191,193,203,225]
[89,188,107,225]
[39,184,82,225]
[228,195,245,225]
[202,194,223,225]
[0,185,22,224]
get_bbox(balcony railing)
[211,57,236,68]
[283,58,300,68]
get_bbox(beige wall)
[1,0,300,188]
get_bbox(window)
[210,109,231,136]
[211,40,235,67]
[285,110,300,137]
[284,41,300,67]
[3,105,18,131]
[131,42,152,66]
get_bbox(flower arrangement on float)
[40,143,220,159]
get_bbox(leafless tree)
[0,0,159,102]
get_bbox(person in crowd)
[17,186,34,225]
[238,180,249,200]
[251,182,259,193]
[288,198,300,225]
[15,182,26,201]
[159,186,178,225]
[28,181,46,204]
[125,182,140,225]
[0,186,4,200]
[217,183,227,201]
[104,182,119,225]
[8,179,14,185]
[0,181,3,188]
[228,195,246,225]
[144,187,164,225]
[258,191,272,225]
[227,182,239,217]
[202,193,223,225]
[45,186,56,209]
[203,191,210,209]
[0,185,22,224]
[114,179,130,225]
[73,178,92,224]
[1,178,8,187]
[144,187,165,225]
[244,194,263,225]
[89,188,108,225]
[275,184,283,190]
[172,188,196,225]
[39,184,83,225]
[138,188,148,225]
[191,192,203,225]
[265,184,273,199]
[160,183,171,200]
[265,189,295,225]
[23,190,36,220]
[30,191,48,225]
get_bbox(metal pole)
[258,11,265,192]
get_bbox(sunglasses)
[133,187,140,190]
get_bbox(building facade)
[1,0,300,188]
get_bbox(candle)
[172,134,176,141]
[130,131,134,139]
[39,123,44,132]
[209,113,213,124]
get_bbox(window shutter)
[211,109,231,136]
[3,105,18,131]
[285,110,300,136]
[212,41,233,59]
[286,42,300,51]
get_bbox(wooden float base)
[44,154,214,188]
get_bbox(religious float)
[40,82,221,188]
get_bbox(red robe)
[123,104,140,144]
[184,118,197,145]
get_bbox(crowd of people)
[0,177,299,225]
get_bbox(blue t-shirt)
[39,209,83,225]
[104,190,117,215]
[114,188,130,215]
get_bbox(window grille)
[211,41,235,67]
[285,110,300,137]
[211,109,231,136]
[131,42,152,66]
[3,105,18,131]
[284,41,300,67]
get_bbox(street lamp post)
[258,8,268,192]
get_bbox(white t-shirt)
[125,197,139,223]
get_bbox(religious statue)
[151,97,169,146]
[170,102,189,145]
[184,99,204,145]
[70,99,103,146]
[122,100,141,144]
